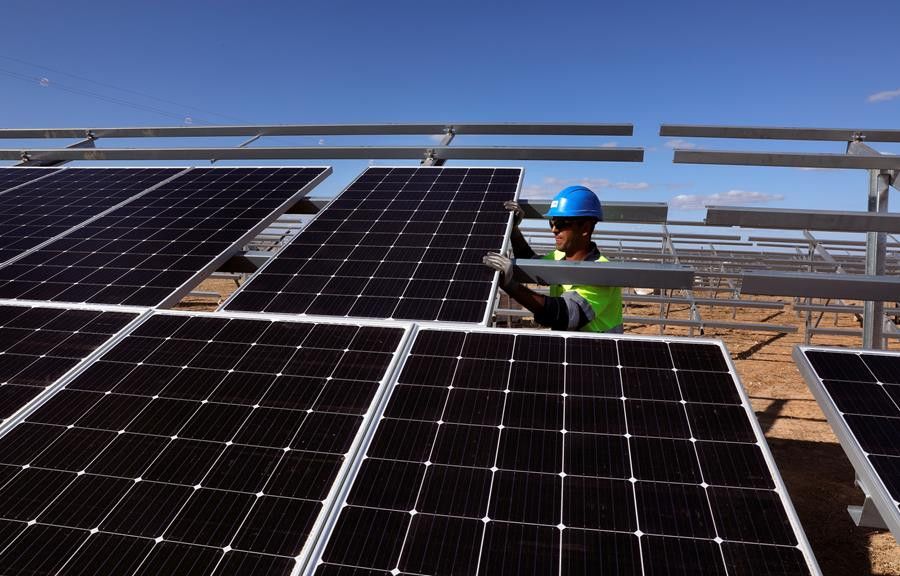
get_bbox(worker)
[483,185,623,333]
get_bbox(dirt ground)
[179,279,899,576]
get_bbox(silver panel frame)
[304,323,822,576]
[793,345,900,538]
[220,165,525,328]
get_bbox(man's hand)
[483,252,518,290]
[504,200,525,227]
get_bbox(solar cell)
[0,303,137,425]
[313,329,820,576]
[0,167,60,193]
[794,346,900,537]
[0,167,330,307]
[0,168,183,266]
[223,166,521,323]
[0,311,407,575]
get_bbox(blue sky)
[1,0,898,221]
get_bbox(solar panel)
[0,167,330,307]
[0,304,137,426]
[223,166,521,324]
[0,168,184,266]
[794,346,900,537]
[0,167,60,193]
[311,328,820,576]
[0,311,408,575]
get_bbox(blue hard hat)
[543,185,603,220]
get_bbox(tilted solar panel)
[794,346,900,538]
[223,166,521,324]
[311,328,820,576]
[0,168,184,266]
[0,311,408,575]
[0,303,137,425]
[0,167,330,307]
[0,167,60,193]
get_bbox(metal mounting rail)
[706,206,900,234]
[518,200,667,223]
[660,124,900,142]
[3,145,643,164]
[514,260,695,289]
[741,271,900,301]
[0,122,635,140]
[674,149,900,170]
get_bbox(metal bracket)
[847,497,889,530]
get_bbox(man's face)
[549,217,592,251]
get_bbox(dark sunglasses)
[549,218,583,230]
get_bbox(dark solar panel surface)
[800,348,900,524]
[314,330,815,576]
[225,166,520,323]
[0,167,328,307]
[0,313,405,575]
[0,168,60,193]
[0,168,182,265]
[0,305,136,424]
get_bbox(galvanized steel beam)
[518,200,666,223]
[706,206,900,234]
[513,260,695,289]
[674,150,900,170]
[3,146,644,163]
[660,124,900,143]
[741,271,900,301]
[0,122,634,140]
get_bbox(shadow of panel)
[767,437,882,576]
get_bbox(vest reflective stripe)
[542,250,623,333]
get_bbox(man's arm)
[483,253,595,331]
[509,226,537,259]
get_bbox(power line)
[0,66,212,125]
[0,54,245,123]
[0,55,248,125]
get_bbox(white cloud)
[669,189,784,211]
[664,138,696,149]
[428,134,447,142]
[614,182,650,190]
[522,176,650,198]
[867,88,900,103]
[599,141,618,148]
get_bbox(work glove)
[483,252,519,291]
[503,200,525,227]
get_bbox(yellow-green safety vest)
[542,250,623,333]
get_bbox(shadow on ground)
[766,436,888,576]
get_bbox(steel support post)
[863,169,891,348]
